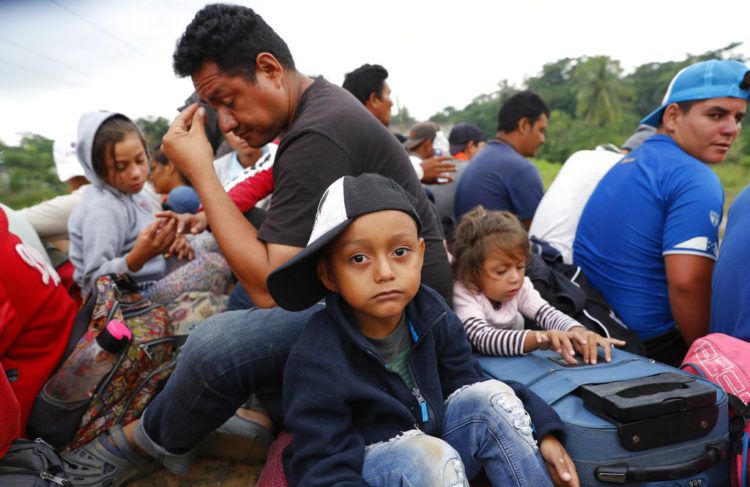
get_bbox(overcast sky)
[1,0,749,146]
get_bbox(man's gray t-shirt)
[258,78,453,304]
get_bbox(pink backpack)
[682,333,750,487]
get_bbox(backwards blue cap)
[641,60,750,127]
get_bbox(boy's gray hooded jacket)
[68,112,166,295]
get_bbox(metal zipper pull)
[40,472,72,486]
[412,387,429,423]
[138,343,153,359]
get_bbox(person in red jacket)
[0,207,77,457]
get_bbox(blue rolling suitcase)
[478,349,730,486]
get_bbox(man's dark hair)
[497,91,549,133]
[173,4,295,80]
[342,64,389,104]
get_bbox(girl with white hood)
[68,112,230,304]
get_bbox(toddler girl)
[68,112,230,305]
[451,207,623,364]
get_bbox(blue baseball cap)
[641,60,750,127]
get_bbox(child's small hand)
[523,330,550,353]
[539,435,580,487]
[536,330,578,365]
[165,235,194,261]
[155,210,208,235]
[568,327,627,364]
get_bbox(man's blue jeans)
[134,304,322,472]
[362,380,552,486]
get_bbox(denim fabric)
[166,186,201,214]
[362,431,468,486]
[442,380,552,486]
[139,304,322,467]
[227,283,255,311]
[361,380,551,486]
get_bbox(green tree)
[136,116,170,150]
[526,57,578,117]
[0,134,65,208]
[572,56,626,127]
[393,104,417,133]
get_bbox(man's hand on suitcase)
[568,327,626,364]
[540,434,579,486]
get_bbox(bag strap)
[727,393,750,453]
[680,362,708,379]
[0,465,71,486]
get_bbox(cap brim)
[403,138,424,151]
[449,143,463,156]
[640,105,666,127]
[266,220,351,311]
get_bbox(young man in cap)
[574,59,749,366]
[448,122,486,161]
[430,122,487,237]
[62,4,454,484]
[403,121,457,184]
[529,124,655,264]
[269,173,578,486]
[454,91,549,229]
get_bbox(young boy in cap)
[267,173,578,486]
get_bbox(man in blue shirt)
[454,91,547,229]
[574,60,749,366]
[710,184,750,340]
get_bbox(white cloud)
[1,0,749,145]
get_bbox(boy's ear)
[316,257,338,293]
[417,237,425,263]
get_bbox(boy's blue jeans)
[361,380,552,487]
[133,305,321,473]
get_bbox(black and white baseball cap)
[267,173,422,311]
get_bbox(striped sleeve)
[534,303,581,332]
[462,316,531,356]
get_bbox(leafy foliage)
[429,43,748,164]
[0,134,67,208]
[136,116,170,151]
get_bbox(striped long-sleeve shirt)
[453,277,581,356]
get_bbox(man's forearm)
[192,167,276,307]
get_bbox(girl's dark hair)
[91,115,147,182]
[150,145,191,187]
[450,207,530,292]
[150,145,170,165]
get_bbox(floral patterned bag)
[27,274,183,450]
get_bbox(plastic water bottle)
[45,320,132,402]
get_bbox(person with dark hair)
[62,5,453,485]
[66,112,230,303]
[149,146,201,214]
[402,121,457,184]
[448,122,486,161]
[453,90,549,229]
[574,60,749,366]
[529,124,655,264]
[342,63,393,127]
[343,66,456,185]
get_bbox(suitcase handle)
[594,440,728,484]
